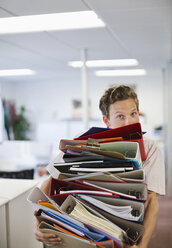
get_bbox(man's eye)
[117,115,124,119]
[131,112,137,117]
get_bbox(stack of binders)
[28,122,147,248]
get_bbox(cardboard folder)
[66,144,126,160]
[36,209,87,238]
[60,195,124,247]
[59,137,124,153]
[79,180,147,201]
[62,151,125,163]
[65,141,141,164]
[27,186,60,211]
[74,123,146,161]
[39,221,108,248]
[39,221,118,248]
[37,210,106,242]
[75,194,145,223]
[70,196,144,246]
[99,142,142,166]
[58,172,124,182]
[54,160,134,174]
[63,141,141,171]
[27,186,91,231]
[58,170,145,183]
[115,170,145,182]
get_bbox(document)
[43,209,106,242]
[60,195,124,243]
[76,194,144,222]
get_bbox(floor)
[148,195,172,248]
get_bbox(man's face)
[103,98,139,129]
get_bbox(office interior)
[0,1,172,248]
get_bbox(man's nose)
[125,116,133,125]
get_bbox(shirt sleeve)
[142,138,166,195]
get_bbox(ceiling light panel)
[0,69,36,76]
[95,69,147,76]
[68,59,138,68]
[0,11,105,34]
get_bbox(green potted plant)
[12,106,31,140]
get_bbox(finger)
[45,241,62,247]
[44,237,62,243]
[45,240,63,246]
[35,230,56,241]
[35,235,61,244]
[44,238,63,246]
[35,230,62,243]
[33,210,37,216]
[33,211,40,228]
[35,229,57,238]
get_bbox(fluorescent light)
[95,69,147,76]
[0,69,36,77]
[68,59,138,68]
[0,11,105,34]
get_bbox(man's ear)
[103,115,110,128]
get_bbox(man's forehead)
[109,99,137,111]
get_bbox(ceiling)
[0,0,171,84]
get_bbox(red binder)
[74,123,146,161]
[49,178,119,205]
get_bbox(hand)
[34,229,62,246]
[34,211,63,246]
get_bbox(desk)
[0,179,42,248]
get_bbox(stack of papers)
[28,122,147,248]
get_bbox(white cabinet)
[0,179,42,248]
[0,198,8,248]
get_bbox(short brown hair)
[99,85,139,118]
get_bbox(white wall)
[164,62,172,196]
[0,71,164,141]
[89,72,164,131]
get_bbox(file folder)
[39,221,108,248]
[66,144,126,160]
[36,209,86,237]
[99,142,141,166]
[27,186,60,211]
[75,194,145,223]
[49,178,119,205]
[27,186,94,232]
[115,170,145,182]
[79,180,147,201]
[39,210,106,242]
[54,159,135,174]
[63,141,141,170]
[60,195,124,247]
[59,137,124,153]
[58,172,124,182]
[72,196,144,246]
[58,170,145,183]
[74,123,146,161]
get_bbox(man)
[99,85,165,248]
[35,85,165,248]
